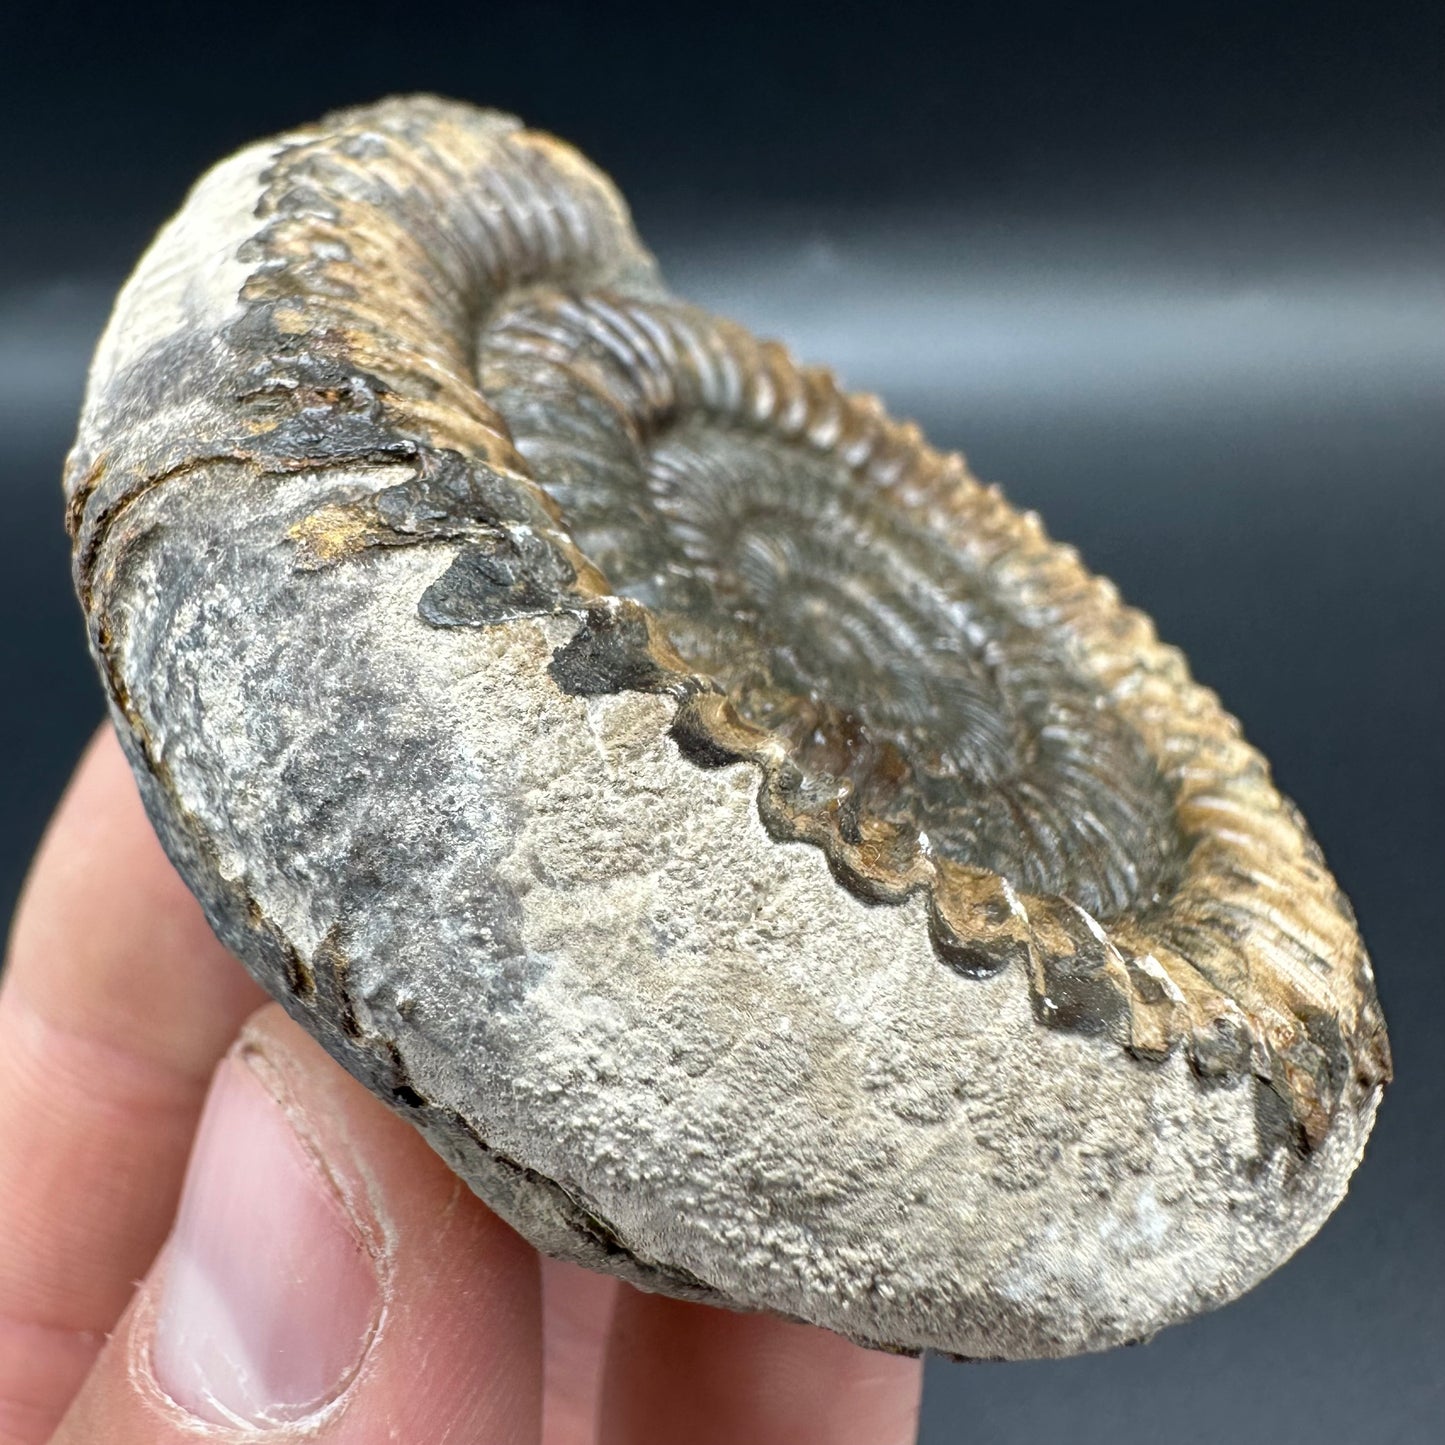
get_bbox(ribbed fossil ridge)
[66,96,1388,1162]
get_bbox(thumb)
[52,1005,542,1444]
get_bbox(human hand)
[0,726,923,1444]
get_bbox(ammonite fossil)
[65,96,1390,1359]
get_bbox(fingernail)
[151,1050,381,1426]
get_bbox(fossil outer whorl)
[65,96,1389,1359]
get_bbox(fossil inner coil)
[479,290,1184,922]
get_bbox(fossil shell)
[65,96,1389,1359]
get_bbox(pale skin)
[0,726,924,1444]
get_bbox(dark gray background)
[2,2,1441,1439]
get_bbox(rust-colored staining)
[63,453,107,542]
[286,500,387,566]
[929,864,1032,980]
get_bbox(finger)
[53,1004,543,1443]
[599,1291,923,1445]
[0,726,266,1443]
[541,1257,618,1445]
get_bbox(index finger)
[0,725,266,1443]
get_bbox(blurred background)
[1,1,1440,1439]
